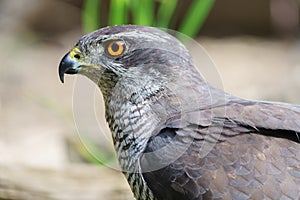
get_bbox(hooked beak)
[58,52,81,83]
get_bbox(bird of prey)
[59,25,300,200]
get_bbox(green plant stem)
[156,0,178,28]
[131,0,154,26]
[109,0,128,25]
[179,0,215,38]
[78,137,117,165]
[83,0,100,33]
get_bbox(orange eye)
[106,40,125,57]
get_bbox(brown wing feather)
[141,100,300,200]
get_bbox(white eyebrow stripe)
[112,30,171,43]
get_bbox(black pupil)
[111,43,120,52]
[74,54,80,59]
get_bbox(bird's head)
[59,25,199,100]
[59,26,217,163]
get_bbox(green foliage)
[109,0,128,25]
[131,0,155,26]
[82,0,100,33]
[82,0,215,37]
[156,0,178,28]
[75,137,117,165]
[179,0,215,38]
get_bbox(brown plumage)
[59,25,300,199]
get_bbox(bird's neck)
[105,91,166,171]
[102,74,173,171]
[97,70,119,99]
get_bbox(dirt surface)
[0,164,133,200]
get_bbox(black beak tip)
[59,73,65,83]
[58,62,66,83]
[59,53,79,83]
[58,53,70,83]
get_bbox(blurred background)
[0,0,299,199]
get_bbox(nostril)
[74,54,80,59]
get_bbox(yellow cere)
[70,47,81,60]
